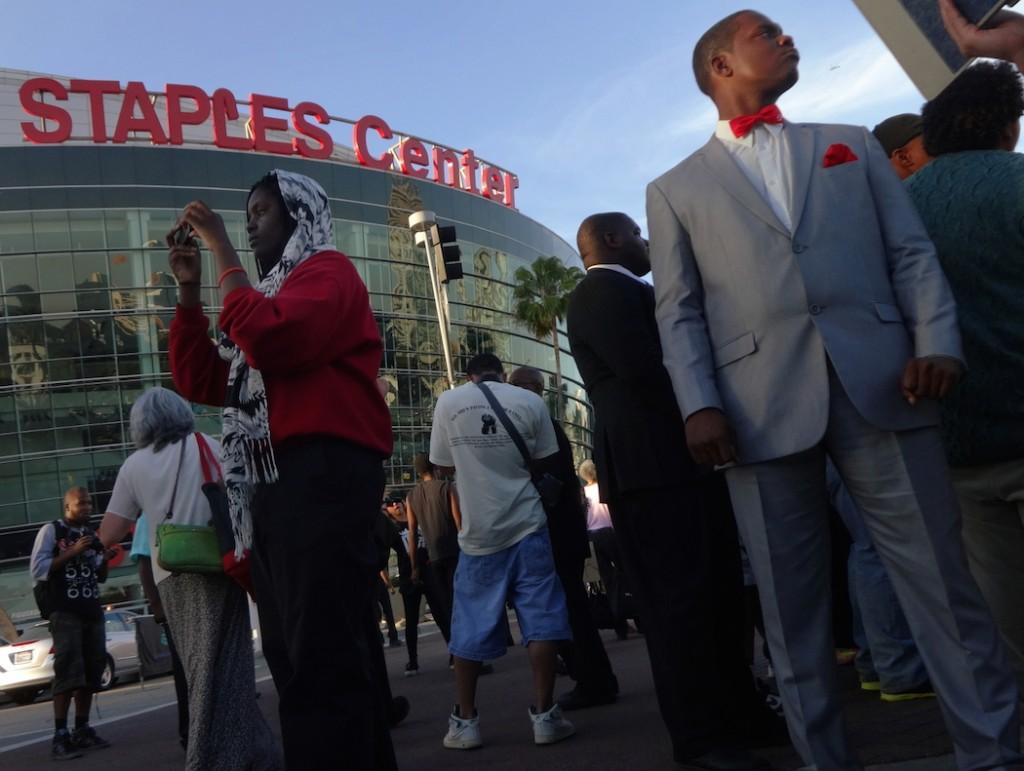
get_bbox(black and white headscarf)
[218,170,334,557]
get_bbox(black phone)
[171,223,197,248]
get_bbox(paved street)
[0,622,964,770]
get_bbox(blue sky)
[3,0,925,247]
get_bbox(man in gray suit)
[646,10,1023,771]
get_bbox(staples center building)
[0,68,590,617]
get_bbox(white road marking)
[0,675,273,753]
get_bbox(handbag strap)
[164,438,187,521]
[194,432,221,484]
[475,382,533,471]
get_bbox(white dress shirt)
[714,119,794,233]
[586,263,649,284]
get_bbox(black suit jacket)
[566,268,698,498]
[543,418,590,564]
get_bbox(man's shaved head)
[63,486,89,506]
[576,212,650,276]
[63,486,93,524]
[692,11,749,96]
[509,366,545,396]
[577,213,633,260]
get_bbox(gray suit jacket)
[646,122,962,464]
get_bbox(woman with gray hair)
[98,387,280,771]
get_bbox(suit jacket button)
[809,303,822,315]
[793,243,806,253]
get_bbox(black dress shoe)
[556,685,617,711]
[740,709,790,749]
[677,747,773,771]
[388,695,410,727]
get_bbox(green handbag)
[156,523,222,574]
[155,437,223,575]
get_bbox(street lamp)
[408,211,462,389]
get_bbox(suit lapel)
[699,137,790,238]
[787,123,818,236]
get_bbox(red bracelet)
[217,266,247,288]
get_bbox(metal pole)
[420,234,456,390]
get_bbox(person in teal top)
[905,59,1024,693]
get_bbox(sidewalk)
[0,622,967,770]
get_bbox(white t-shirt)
[429,381,559,556]
[106,433,222,585]
[584,483,613,531]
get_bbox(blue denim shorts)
[449,528,571,661]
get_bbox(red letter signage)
[398,138,430,178]
[112,81,168,144]
[16,76,520,208]
[68,80,121,143]
[502,172,519,209]
[19,78,72,144]
[249,93,293,155]
[480,165,504,200]
[291,101,333,159]
[165,84,211,145]
[353,115,393,170]
[432,146,460,187]
[211,88,255,151]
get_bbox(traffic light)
[434,225,463,283]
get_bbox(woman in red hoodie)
[167,170,395,771]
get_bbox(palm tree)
[512,256,584,421]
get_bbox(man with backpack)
[29,486,112,760]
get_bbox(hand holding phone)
[167,224,203,286]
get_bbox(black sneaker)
[51,730,83,761]
[404,662,419,677]
[71,725,111,751]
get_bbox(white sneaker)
[443,707,482,750]
[530,703,575,745]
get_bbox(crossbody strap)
[194,432,222,484]
[475,382,533,471]
[164,438,187,521]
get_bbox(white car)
[0,610,143,705]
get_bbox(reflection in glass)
[0,162,590,528]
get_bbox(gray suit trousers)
[726,369,1022,771]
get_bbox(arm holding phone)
[939,0,1024,69]
[167,201,251,304]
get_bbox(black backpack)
[33,520,67,620]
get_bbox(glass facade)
[0,145,592,614]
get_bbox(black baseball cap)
[872,114,924,156]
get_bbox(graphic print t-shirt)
[429,381,559,556]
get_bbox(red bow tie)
[729,105,784,138]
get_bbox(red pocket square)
[823,143,859,168]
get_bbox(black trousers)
[252,437,396,771]
[589,527,630,636]
[377,581,399,642]
[162,621,189,746]
[549,535,617,695]
[431,554,458,628]
[608,473,762,761]
[400,559,451,667]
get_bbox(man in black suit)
[508,365,619,710]
[566,213,781,771]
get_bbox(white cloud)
[511,33,923,245]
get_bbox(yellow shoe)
[835,648,857,666]
[859,679,881,692]
[880,682,935,703]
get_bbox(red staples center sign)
[18,78,519,209]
